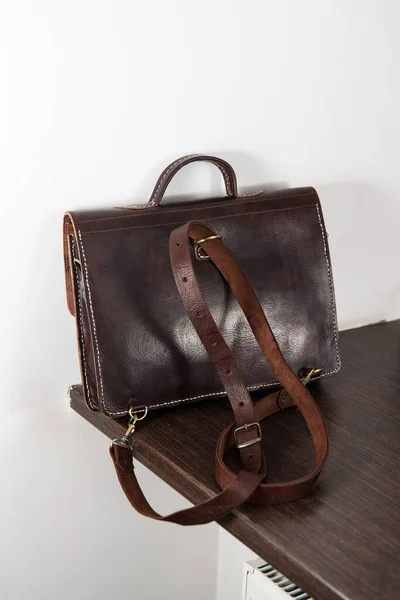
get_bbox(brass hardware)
[128,406,148,421]
[302,368,322,386]
[195,234,222,247]
[73,258,81,267]
[112,406,148,448]
[276,368,322,411]
[125,406,148,438]
[233,421,262,449]
[194,234,222,261]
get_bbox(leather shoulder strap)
[110,221,328,525]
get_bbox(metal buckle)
[194,234,222,260]
[233,422,262,449]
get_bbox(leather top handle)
[146,154,239,207]
[109,221,329,526]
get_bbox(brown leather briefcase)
[63,154,340,525]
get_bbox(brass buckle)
[194,234,222,260]
[233,422,262,449]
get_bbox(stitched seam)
[149,369,338,410]
[84,203,317,235]
[78,202,340,417]
[148,156,234,206]
[152,382,280,409]
[209,160,233,195]
[105,367,339,416]
[148,155,198,205]
[81,191,314,223]
[315,204,341,371]
[77,230,109,414]
[72,240,96,411]
[63,217,73,307]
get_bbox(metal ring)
[128,406,148,421]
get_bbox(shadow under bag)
[63,154,340,525]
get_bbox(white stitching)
[150,381,279,409]
[107,364,340,415]
[148,155,198,205]
[148,155,235,205]
[85,203,317,235]
[77,202,340,417]
[209,160,233,195]
[63,216,72,296]
[82,191,314,223]
[148,368,338,411]
[77,230,111,414]
[315,204,341,371]
[71,239,96,410]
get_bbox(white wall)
[1,1,399,599]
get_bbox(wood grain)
[70,320,400,600]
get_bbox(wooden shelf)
[70,320,400,600]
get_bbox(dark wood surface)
[70,321,400,600]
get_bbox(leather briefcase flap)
[64,183,340,417]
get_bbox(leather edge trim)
[102,364,341,418]
[70,236,99,412]
[64,213,101,411]
[315,203,341,375]
[76,228,107,414]
[63,212,76,316]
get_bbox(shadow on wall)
[316,181,400,331]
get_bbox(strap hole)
[239,401,244,407]
[176,241,180,246]
[212,341,217,347]
[196,311,202,317]
[182,276,188,283]
[226,368,232,375]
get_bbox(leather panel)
[66,187,340,416]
